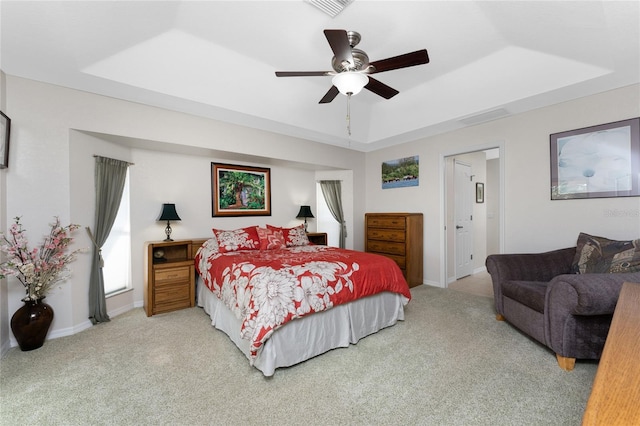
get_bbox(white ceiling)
[1,1,638,152]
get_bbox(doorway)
[441,145,504,287]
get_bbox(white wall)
[486,158,500,256]
[0,69,9,354]
[1,75,366,350]
[366,84,640,286]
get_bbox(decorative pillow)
[572,232,640,274]
[256,227,286,250]
[267,224,310,247]
[212,226,260,253]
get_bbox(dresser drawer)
[367,241,406,256]
[381,253,406,269]
[367,228,406,242]
[367,216,406,229]
[154,266,191,285]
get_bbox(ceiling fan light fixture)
[332,72,368,96]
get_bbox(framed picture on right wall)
[550,117,640,200]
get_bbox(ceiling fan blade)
[324,29,354,68]
[275,71,332,77]
[369,49,429,74]
[365,77,399,99]
[319,86,340,104]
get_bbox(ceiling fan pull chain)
[346,93,352,136]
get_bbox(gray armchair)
[486,247,640,370]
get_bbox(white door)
[454,160,474,279]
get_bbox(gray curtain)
[319,180,347,249]
[88,156,130,324]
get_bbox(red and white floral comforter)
[195,242,411,361]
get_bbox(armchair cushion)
[485,247,575,315]
[572,232,640,274]
[502,280,547,313]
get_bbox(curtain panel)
[319,180,346,249]
[88,156,131,324]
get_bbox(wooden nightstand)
[306,232,327,245]
[144,240,195,316]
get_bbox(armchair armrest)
[545,272,640,357]
[547,272,640,316]
[486,247,575,314]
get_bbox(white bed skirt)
[197,279,408,376]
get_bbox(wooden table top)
[582,281,640,425]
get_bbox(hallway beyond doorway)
[448,271,493,298]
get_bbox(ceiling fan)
[275,29,430,104]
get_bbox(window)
[101,171,131,295]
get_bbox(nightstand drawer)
[154,266,191,285]
[154,282,191,305]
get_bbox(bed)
[194,225,412,376]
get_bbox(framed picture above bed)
[550,117,640,200]
[211,162,271,216]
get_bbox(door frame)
[439,141,505,288]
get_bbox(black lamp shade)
[296,205,314,219]
[158,203,181,221]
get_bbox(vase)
[10,298,54,351]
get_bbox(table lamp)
[158,203,181,241]
[296,205,314,232]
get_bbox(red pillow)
[257,227,286,250]
[212,226,260,253]
[267,224,310,247]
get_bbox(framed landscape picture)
[550,117,640,200]
[211,163,271,216]
[381,156,419,189]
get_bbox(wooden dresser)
[365,213,423,287]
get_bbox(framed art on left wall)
[0,111,10,169]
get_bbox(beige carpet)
[0,286,597,425]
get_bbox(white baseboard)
[6,301,144,349]
[7,317,93,349]
[1,339,12,357]
[447,266,488,284]
[474,266,487,274]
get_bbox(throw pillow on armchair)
[572,232,640,274]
